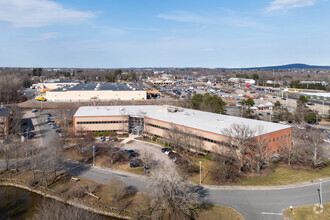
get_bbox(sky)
[0,0,329,68]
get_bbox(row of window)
[269,134,291,144]
[77,129,127,133]
[77,121,128,124]
[145,123,222,145]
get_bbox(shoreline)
[0,179,132,220]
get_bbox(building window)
[273,138,275,142]
[269,140,271,143]
[277,137,279,141]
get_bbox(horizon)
[0,0,329,68]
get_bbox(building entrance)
[129,116,144,136]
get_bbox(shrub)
[152,136,157,142]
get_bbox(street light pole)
[319,178,323,205]
[92,146,95,166]
[199,161,202,185]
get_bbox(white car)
[323,139,330,143]
[296,125,305,130]
[105,137,110,141]
[279,121,287,125]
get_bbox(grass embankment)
[189,156,330,186]
[283,203,330,220]
[197,205,244,220]
[0,170,242,220]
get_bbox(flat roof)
[51,83,144,92]
[74,105,291,136]
[300,92,330,98]
[44,79,80,83]
[0,107,10,117]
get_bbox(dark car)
[161,148,172,153]
[281,97,286,100]
[111,137,118,142]
[24,132,35,139]
[307,102,315,105]
[130,158,143,168]
[56,129,62,133]
[129,151,139,158]
[124,149,135,153]
[46,118,53,123]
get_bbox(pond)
[0,187,119,219]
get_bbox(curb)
[202,177,330,191]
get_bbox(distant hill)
[224,63,330,70]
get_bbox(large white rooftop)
[74,105,291,136]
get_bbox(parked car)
[279,121,287,125]
[51,123,59,129]
[46,118,53,123]
[32,108,38,113]
[307,102,315,105]
[129,151,139,158]
[105,137,110,141]
[124,149,135,153]
[111,137,118,142]
[130,158,143,168]
[99,136,105,142]
[324,139,330,143]
[55,129,62,133]
[24,132,35,139]
[161,148,172,153]
[281,98,286,100]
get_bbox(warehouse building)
[73,105,292,155]
[33,79,81,91]
[45,83,147,102]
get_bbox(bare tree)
[0,140,11,170]
[222,123,256,172]
[139,166,203,220]
[139,149,159,175]
[248,127,271,173]
[9,105,23,135]
[108,177,130,202]
[30,199,102,220]
[302,129,325,168]
[164,123,204,153]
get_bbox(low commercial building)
[45,83,147,102]
[0,106,10,139]
[73,105,292,155]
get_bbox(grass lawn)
[283,203,330,220]
[197,205,244,220]
[189,155,330,186]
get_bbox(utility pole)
[92,146,95,166]
[319,178,323,205]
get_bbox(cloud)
[265,0,317,13]
[157,11,213,24]
[157,10,263,28]
[0,0,96,27]
[25,32,57,41]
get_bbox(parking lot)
[122,140,174,167]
